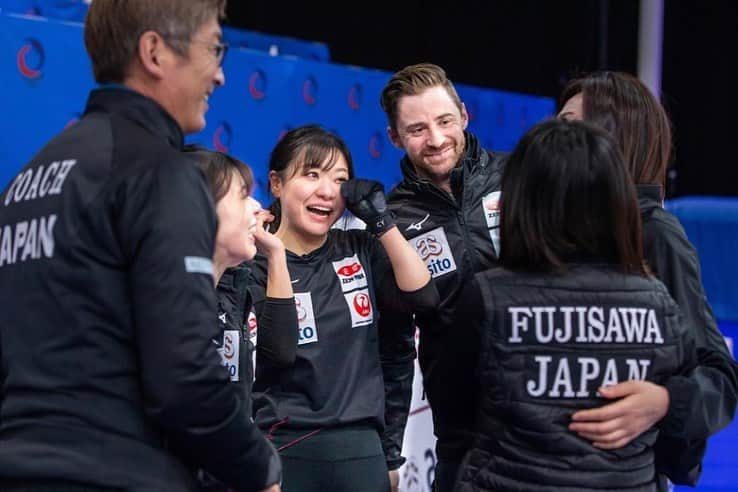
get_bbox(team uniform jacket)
[200,266,297,491]
[638,185,738,487]
[454,264,697,492]
[215,266,257,417]
[249,229,436,434]
[379,132,506,466]
[0,87,279,491]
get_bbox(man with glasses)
[0,1,280,491]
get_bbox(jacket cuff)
[660,375,694,437]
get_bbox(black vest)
[455,264,695,492]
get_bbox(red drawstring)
[264,416,323,452]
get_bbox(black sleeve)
[644,216,738,480]
[369,233,440,315]
[255,296,298,367]
[121,160,280,491]
[377,307,416,470]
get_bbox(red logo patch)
[337,263,362,277]
[353,293,371,317]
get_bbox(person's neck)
[415,167,452,194]
[212,252,230,287]
[276,227,327,256]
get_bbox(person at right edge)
[559,71,738,490]
[0,1,280,491]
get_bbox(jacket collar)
[83,86,185,150]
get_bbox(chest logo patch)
[332,254,368,293]
[218,329,240,381]
[482,191,502,254]
[412,226,457,279]
[294,292,318,345]
[344,288,374,327]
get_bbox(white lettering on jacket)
[4,160,77,206]
[0,214,57,268]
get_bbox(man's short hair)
[84,0,227,83]
[380,63,463,130]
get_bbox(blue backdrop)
[0,11,555,205]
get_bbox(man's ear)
[387,126,403,149]
[136,30,170,79]
[269,170,282,198]
[460,102,469,130]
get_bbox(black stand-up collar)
[83,87,185,150]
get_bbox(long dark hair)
[559,71,673,188]
[499,119,646,275]
[267,125,354,231]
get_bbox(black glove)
[341,179,396,236]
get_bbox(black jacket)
[215,266,297,416]
[380,132,506,466]
[250,229,437,433]
[455,265,697,492]
[0,87,280,491]
[216,266,256,417]
[638,185,738,487]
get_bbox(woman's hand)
[254,209,285,259]
[569,380,670,449]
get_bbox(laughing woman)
[249,125,438,492]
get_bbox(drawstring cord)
[265,416,323,452]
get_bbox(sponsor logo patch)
[344,288,373,327]
[332,255,368,292]
[482,191,502,254]
[218,329,240,381]
[412,227,457,279]
[294,292,318,345]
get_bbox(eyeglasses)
[194,40,229,67]
[164,35,229,67]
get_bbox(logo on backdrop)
[347,83,362,111]
[17,38,45,79]
[302,75,318,105]
[368,132,383,160]
[248,69,267,100]
[213,121,233,153]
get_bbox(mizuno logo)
[291,278,300,284]
[406,214,430,232]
